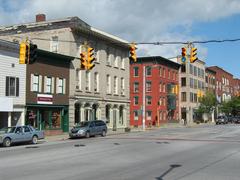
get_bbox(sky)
[0,0,240,78]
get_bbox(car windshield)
[0,127,16,134]
[75,122,90,128]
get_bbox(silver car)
[69,120,107,138]
[0,125,45,147]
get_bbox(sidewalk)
[43,122,215,142]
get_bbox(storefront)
[26,104,69,135]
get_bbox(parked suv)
[69,120,107,138]
[215,115,228,125]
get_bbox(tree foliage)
[197,92,217,114]
[220,96,240,116]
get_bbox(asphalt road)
[1,124,240,180]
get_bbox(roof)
[205,67,216,74]
[0,16,129,48]
[208,66,233,77]
[135,56,181,68]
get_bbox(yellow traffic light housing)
[190,47,198,63]
[80,52,88,70]
[181,47,187,63]
[87,47,95,70]
[19,42,29,64]
[129,43,137,62]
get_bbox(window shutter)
[39,75,42,92]
[63,79,66,94]
[16,78,19,97]
[30,74,34,92]
[5,76,9,96]
[51,77,55,94]
[56,77,59,94]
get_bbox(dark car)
[69,120,107,138]
[215,116,228,125]
[233,116,240,124]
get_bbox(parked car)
[0,125,45,147]
[215,115,228,125]
[233,116,240,124]
[69,120,107,138]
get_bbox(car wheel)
[85,132,90,138]
[3,138,11,147]
[101,130,106,137]
[31,135,38,144]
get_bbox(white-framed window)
[134,82,139,93]
[133,67,139,77]
[50,36,58,53]
[114,56,119,68]
[57,78,65,94]
[94,72,99,92]
[5,76,19,97]
[45,76,53,94]
[146,96,152,105]
[114,76,118,95]
[121,58,125,69]
[76,69,82,90]
[146,66,152,76]
[107,74,111,94]
[146,111,152,120]
[134,96,139,105]
[134,111,138,121]
[106,47,112,66]
[120,77,125,95]
[32,74,39,92]
[86,71,91,91]
[146,81,152,92]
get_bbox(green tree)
[220,96,240,116]
[197,92,217,114]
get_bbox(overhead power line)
[5,36,240,46]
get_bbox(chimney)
[36,14,46,22]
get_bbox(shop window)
[52,111,61,129]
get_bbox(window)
[114,76,118,94]
[146,96,152,105]
[134,96,139,105]
[94,72,99,92]
[86,71,91,91]
[190,92,194,102]
[121,58,125,69]
[181,92,187,102]
[107,75,111,94]
[159,66,162,76]
[32,74,40,92]
[57,78,64,94]
[163,68,166,77]
[146,81,152,92]
[190,78,193,88]
[146,66,152,76]
[181,78,186,87]
[133,67,139,77]
[159,82,162,92]
[134,111,138,121]
[134,82,139,93]
[23,126,30,133]
[181,64,186,73]
[168,69,171,79]
[45,77,52,93]
[106,47,111,66]
[120,78,125,95]
[76,69,81,90]
[146,111,152,120]
[51,36,58,53]
[194,66,197,76]
[114,56,119,67]
[5,77,19,97]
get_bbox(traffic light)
[129,43,137,62]
[29,44,37,64]
[19,42,29,64]
[174,85,179,95]
[181,47,187,63]
[190,47,198,63]
[80,52,88,69]
[86,47,95,70]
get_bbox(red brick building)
[207,66,234,103]
[205,67,216,94]
[130,56,180,128]
[233,78,240,97]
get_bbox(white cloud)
[0,0,240,59]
